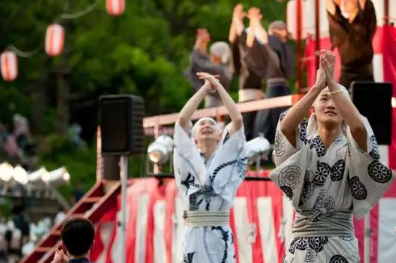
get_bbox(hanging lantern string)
[4,0,101,58]
[6,44,42,58]
[60,0,101,20]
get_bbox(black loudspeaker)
[351,81,393,145]
[99,95,144,155]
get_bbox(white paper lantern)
[287,0,307,40]
[45,23,65,56]
[106,0,125,16]
[0,51,18,82]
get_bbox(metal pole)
[364,213,371,263]
[384,0,389,25]
[120,155,128,263]
[296,0,303,93]
[314,0,320,69]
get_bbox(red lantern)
[45,23,65,56]
[106,0,125,16]
[1,51,18,82]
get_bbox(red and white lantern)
[1,51,18,82]
[106,0,125,16]
[45,23,65,57]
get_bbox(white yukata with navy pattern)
[173,122,248,263]
[271,110,395,263]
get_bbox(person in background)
[229,3,265,141]
[184,28,232,108]
[50,217,96,263]
[71,182,85,205]
[244,7,294,151]
[5,203,30,263]
[326,0,377,90]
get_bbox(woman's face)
[194,119,220,144]
[311,88,344,127]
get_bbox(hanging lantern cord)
[4,0,101,58]
[60,0,101,20]
[7,44,42,58]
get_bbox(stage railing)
[138,94,303,181]
[143,94,302,136]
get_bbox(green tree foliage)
[0,0,289,195]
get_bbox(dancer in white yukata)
[270,50,395,263]
[174,72,247,263]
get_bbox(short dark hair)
[61,217,95,256]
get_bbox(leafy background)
[0,0,295,201]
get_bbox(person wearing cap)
[326,0,377,90]
[184,28,232,108]
[174,71,247,263]
[243,7,294,153]
[229,3,266,141]
[271,50,394,263]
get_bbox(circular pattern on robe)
[274,131,286,157]
[291,238,308,253]
[279,166,302,189]
[304,248,316,263]
[368,161,393,183]
[349,176,367,200]
[369,135,380,160]
[309,136,327,157]
[308,237,327,253]
[313,162,331,186]
[329,255,349,263]
[280,186,293,200]
[301,182,314,204]
[331,159,346,181]
[314,194,335,214]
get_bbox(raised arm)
[280,69,326,147]
[176,82,213,134]
[359,0,367,10]
[360,0,377,40]
[321,50,367,151]
[232,4,245,37]
[326,0,337,15]
[197,72,243,134]
[246,7,268,48]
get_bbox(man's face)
[311,88,344,127]
[194,119,220,145]
[210,54,221,65]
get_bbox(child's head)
[61,217,95,258]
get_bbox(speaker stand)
[120,155,128,263]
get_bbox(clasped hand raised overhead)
[196,72,221,95]
[314,50,337,89]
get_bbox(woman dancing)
[270,50,395,263]
[174,72,247,263]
